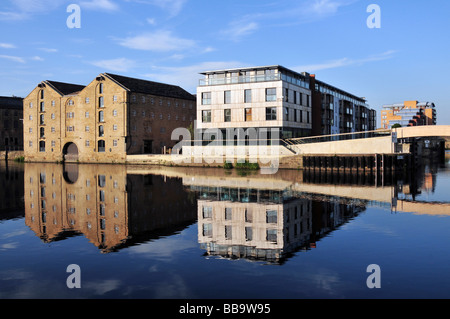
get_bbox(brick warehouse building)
[23,73,196,163]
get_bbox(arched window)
[40,90,44,99]
[39,141,45,152]
[98,140,105,152]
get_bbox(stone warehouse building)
[0,96,23,151]
[23,73,196,163]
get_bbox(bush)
[14,156,25,162]
[223,162,233,169]
[235,160,260,170]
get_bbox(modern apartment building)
[197,65,313,141]
[23,73,196,163]
[196,65,376,141]
[309,75,377,136]
[380,101,436,129]
[0,96,23,151]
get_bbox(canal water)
[0,154,449,299]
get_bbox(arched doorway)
[63,142,79,162]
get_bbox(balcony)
[199,73,281,86]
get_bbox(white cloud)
[39,48,58,53]
[90,57,136,72]
[0,55,26,63]
[146,17,156,25]
[222,20,259,41]
[117,30,196,52]
[31,56,44,61]
[294,50,397,72]
[143,61,246,92]
[80,0,119,11]
[127,0,187,17]
[0,43,16,49]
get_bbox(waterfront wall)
[0,150,24,161]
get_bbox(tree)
[391,124,402,128]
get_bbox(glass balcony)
[199,73,281,86]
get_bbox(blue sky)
[1,0,449,125]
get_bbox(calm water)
[0,154,449,299]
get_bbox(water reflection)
[24,163,197,253]
[16,156,450,262]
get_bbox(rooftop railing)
[199,74,281,86]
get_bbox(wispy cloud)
[126,0,187,17]
[0,43,16,49]
[116,30,196,52]
[90,57,136,72]
[80,0,119,11]
[0,0,67,20]
[0,55,26,63]
[222,20,259,42]
[144,61,246,92]
[294,50,397,72]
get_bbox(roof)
[45,80,85,96]
[104,73,196,101]
[0,96,23,109]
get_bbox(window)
[202,223,212,237]
[266,210,277,223]
[113,140,118,147]
[244,89,252,103]
[224,90,231,104]
[99,83,103,94]
[85,126,90,132]
[29,127,33,133]
[85,140,90,147]
[202,92,211,105]
[113,110,117,117]
[245,227,253,241]
[113,95,117,102]
[40,101,45,112]
[40,114,45,125]
[266,107,277,120]
[51,141,55,147]
[284,107,289,121]
[202,206,212,219]
[266,229,277,243]
[266,88,276,102]
[99,111,104,122]
[245,108,252,121]
[98,140,105,152]
[85,111,89,118]
[51,127,55,133]
[284,88,289,102]
[40,127,45,138]
[98,125,104,137]
[51,113,55,119]
[39,141,45,152]
[225,225,232,239]
[224,109,231,122]
[202,110,211,123]
[113,124,118,131]
[225,208,232,220]
[99,96,104,108]
[85,97,90,104]
[40,90,44,99]
[29,102,33,109]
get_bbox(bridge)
[283,125,450,156]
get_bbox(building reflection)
[21,157,449,260]
[191,183,366,265]
[24,163,196,252]
[0,162,24,220]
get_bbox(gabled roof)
[104,73,196,101]
[45,80,85,96]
